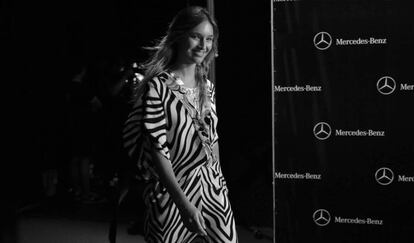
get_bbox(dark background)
[274,1,414,242]
[4,0,272,236]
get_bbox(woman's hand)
[179,203,207,236]
[149,149,207,236]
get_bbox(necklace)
[170,71,196,88]
[170,71,200,113]
[168,71,214,165]
[182,86,200,113]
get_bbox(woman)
[123,6,238,243]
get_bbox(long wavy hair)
[135,6,219,108]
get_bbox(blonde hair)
[134,6,219,109]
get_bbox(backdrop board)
[272,1,414,242]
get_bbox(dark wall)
[215,1,273,227]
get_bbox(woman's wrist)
[174,194,192,213]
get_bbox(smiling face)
[175,20,214,65]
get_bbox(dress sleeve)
[143,78,170,160]
[123,78,170,180]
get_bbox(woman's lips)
[193,51,205,57]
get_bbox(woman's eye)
[190,34,200,40]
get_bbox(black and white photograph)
[3,0,413,243]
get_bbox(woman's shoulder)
[151,71,186,93]
[149,71,175,87]
[148,72,166,84]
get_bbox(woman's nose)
[198,39,207,50]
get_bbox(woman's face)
[175,20,214,65]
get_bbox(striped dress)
[123,71,238,243]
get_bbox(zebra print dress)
[123,71,238,243]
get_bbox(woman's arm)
[150,149,207,236]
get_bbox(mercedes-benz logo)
[313,209,331,226]
[314,32,332,50]
[313,122,332,140]
[377,76,396,95]
[375,167,394,186]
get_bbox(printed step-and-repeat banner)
[272,1,414,242]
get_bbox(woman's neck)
[170,63,197,88]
